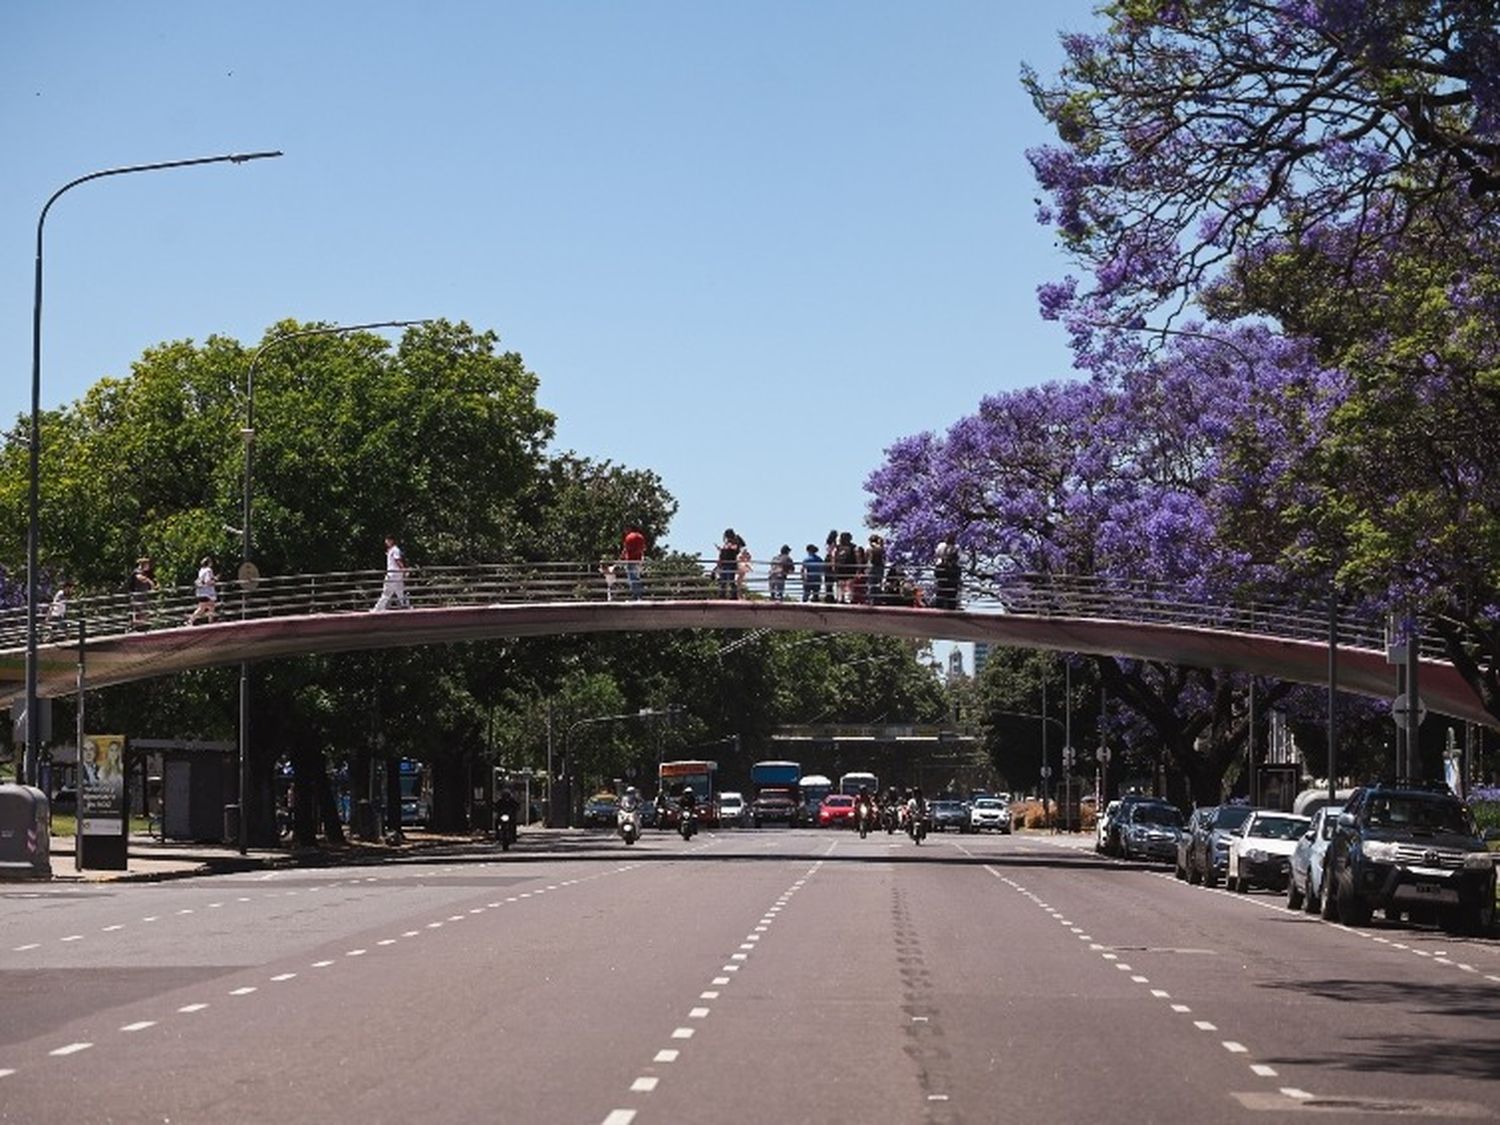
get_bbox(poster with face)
[79,734,126,836]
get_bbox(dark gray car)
[1184,804,1254,886]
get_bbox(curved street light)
[236,319,431,853]
[23,151,282,788]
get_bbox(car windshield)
[1364,795,1474,835]
[1213,805,1254,830]
[974,799,1002,810]
[1318,808,1344,839]
[932,801,962,812]
[1247,815,1308,840]
[825,796,853,807]
[1132,805,1182,827]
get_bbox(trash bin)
[0,784,52,879]
[223,803,241,846]
[352,799,382,840]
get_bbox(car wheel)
[1304,873,1322,915]
[1203,863,1218,888]
[1319,867,1340,921]
[1337,881,1372,926]
[1187,856,1202,885]
[1286,873,1304,911]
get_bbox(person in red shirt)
[621,524,647,600]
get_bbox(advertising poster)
[79,734,126,836]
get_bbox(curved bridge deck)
[0,561,1485,726]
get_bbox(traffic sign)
[1390,692,1427,727]
[1061,746,1076,767]
[1039,765,1053,779]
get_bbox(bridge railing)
[0,557,1430,658]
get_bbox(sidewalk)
[39,828,495,883]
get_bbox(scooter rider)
[496,785,520,844]
[855,785,877,830]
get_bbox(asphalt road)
[3,828,1499,1123]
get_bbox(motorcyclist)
[905,786,928,834]
[618,785,643,841]
[496,785,520,844]
[620,785,641,812]
[678,785,698,815]
[855,785,876,829]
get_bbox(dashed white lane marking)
[229,987,257,996]
[1251,1064,1278,1077]
[1283,1088,1314,1100]
[700,991,719,999]
[688,1007,710,1019]
[1151,989,1170,998]
[1223,1041,1248,1053]
[120,1021,155,1033]
[178,1004,208,1014]
[1171,1004,1192,1013]
[12,943,39,952]
[1194,1021,1217,1031]
[60,935,83,943]
[0,1069,15,1078]
[270,973,296,982]
[630,1077,659,1092]
[346,949,367,957]
[102,925,124,932]
[671,1028,695,1040]
[712,977,730,985]
[654,1050,679,1063]
[601,1111,637,1125]
[311,960,334,968]
[49,1043,91,1057]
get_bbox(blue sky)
[3,1,1095,584]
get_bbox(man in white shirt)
[372,536,409,611]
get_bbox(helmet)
[625,786,639,797]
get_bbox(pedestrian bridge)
[0,559,1487,727]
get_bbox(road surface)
[3,828,1498,1122]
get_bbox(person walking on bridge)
[621,523,647,600]
[372,535,409,611]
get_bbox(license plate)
[1413,882,1443,896]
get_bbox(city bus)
[658,759,719,827]
[839,771,879,796]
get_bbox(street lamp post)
[559,708,670,828]
[236,319,429,853]
[23,151,282,788]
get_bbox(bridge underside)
[3,600,1490,728]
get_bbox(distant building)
[973,642,990,677]
[947,647,966,679]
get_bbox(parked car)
[717,791,748,827]
[818,794,857,828]
[1097,800,1121,853]
[582,794,619,828]
[929,799,971,832]
[1099,794,1176,856]
[1183,804,1255,886]
[1226,810,1311,892]
[1118,802,1184,863]
[969,797,1012,834]
[1286,805,1342,913]
[1176,808,1214,879]
[1323,782,1496,934]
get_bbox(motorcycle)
[882,805,898,835]
[497,812,516,852]
[906,803,928,845]
[856,801,875,839]
[678,807,698,841]
[618,804,641,845]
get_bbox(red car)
[818,794,857,828]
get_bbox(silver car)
[1286,805,1343,914]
